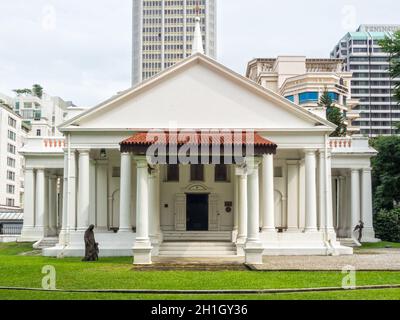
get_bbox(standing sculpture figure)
[82,224,99,261]
[354,221,364,243]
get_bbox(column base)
[245,242,263,265]
[58,229,69,246]
[304,228,318,233]
[150,234,163,256]
[231,229,238,242]
[236,236,247,256]
[261,228,277,233]
[133,240,153,265]
[95,227,109,232]
[19,226,45,242]
[118,228,133,233]
[361,227,380,243]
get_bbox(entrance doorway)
[186,194,209,231]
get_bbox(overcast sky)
[0,0,399,107]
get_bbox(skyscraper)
[132,0,217,86]
[331,24,400,136]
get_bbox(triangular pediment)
[60,54,334,132]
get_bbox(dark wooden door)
[186,194,209,231]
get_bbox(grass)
[1,289,400,300]
[358,241,400,249]
[0,242,399,300]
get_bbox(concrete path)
[144,249,400,271]
[253,249,400,271]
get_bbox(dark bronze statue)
[82,224,99,261]
[354,221,364,243]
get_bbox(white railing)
[329,136,376,154]
[329,138,352,149]
[20,136,65,154]
[43,138,65,148]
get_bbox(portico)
[20,53,378,264]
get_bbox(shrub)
[374,208,400,242]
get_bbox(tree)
[380,31,400,104]
[32,84,43,98]
[370,136,400,211]
[374,208,400,242]
[318,90,347,137]
[13,88,32,96]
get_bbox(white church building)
[19,21,379,265]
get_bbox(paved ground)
[255,249,400,271]
[147,249,400,271]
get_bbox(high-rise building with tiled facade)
[331,25,400,136]
[132,0,217,85]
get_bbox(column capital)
[235,164,248,177]
[286,160,299,165]
[121,151,132,156]
[78,148,91,155]
[351,168,360,174]
[148,165,160,178]
[134,156,148,168]
[362,167,372,173]
[245,157,261,176]
[95,159,109,166]
[304,149,317,156]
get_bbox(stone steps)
[33,237,59,249]
[163,231,232,242]
[158,241,237,257]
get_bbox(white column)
[59,152,69,244]
[351,169,361,232]
[261,154,275,233]
[35,169,46,236]
[325,151,334,232]
[247,161,260,242]
[67,150,77,231]
[48,175,58,235]
[305,150,318,232]
[119,153,132,232]
[77,149,90,231]
[337,176,346,237]
[245,159,263,264]
[318,151,326,230]
[235,166,247,255]
[332,177,338,229]
[21,168,36,239]
[287,161,299,231]
[58,176,63,229]
[133,157,152,264]
[233,173,239,232]
[149,166,162,248]
[96,160,109,230]
[361,168,376,240]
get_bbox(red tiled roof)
[121,131,276,147]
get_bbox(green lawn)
[1,289,400,300]
[358,241,400,249]
[0,242,399,300]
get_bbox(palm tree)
[32,84,43,98]
[318,90,347,137]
